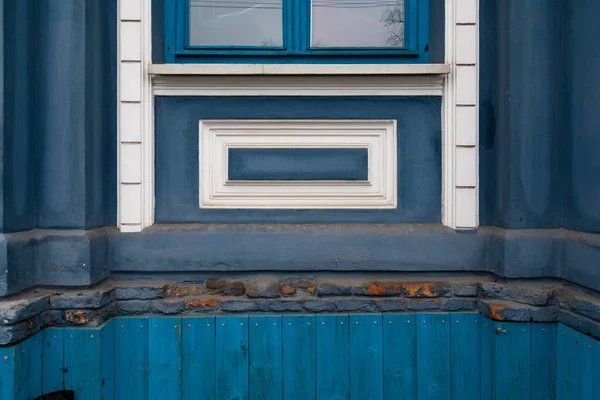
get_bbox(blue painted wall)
[155,97,442,224]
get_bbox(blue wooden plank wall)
[0,314,599,399]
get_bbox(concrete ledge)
[1,274,600,345]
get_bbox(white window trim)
[117,0,479,232]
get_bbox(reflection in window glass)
[311,0,405,47]
[189,0,283,46]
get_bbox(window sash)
[164,0,428,62]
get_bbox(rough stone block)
[0,295,50,325]
[245,279,281,298]
[353,282,403,296]
[114,285,164,300]
[303,300,335,312]
[334,300,375,312]
[151,299,186,314]
[558,310,600,341]
[374,299,406,312]
[116,300,152,315]
[402,282,451,298]
[452,283,479,297]
[477,299,533,322]
[206,280,245,296]
[532,306,558,322]
[185,298,220,311]
[441,298,477,311]
[479,282,552,306]
[162,284,202,297]
[280,280,317,296]
[221,300,258,312]
[262,300,303,312]
[569,294,600,322]
[50,288,113,309]
[316,281,352,296]
[407,299,441,311]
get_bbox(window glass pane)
[311,0,405,47]
[189,0,283,46]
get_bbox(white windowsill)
[148,63,451,76]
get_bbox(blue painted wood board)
[15,332,42,400]
[282,314,316,400]
[149,317,182,400]
[115,318,149,400]
[416,312,450,400]
[249,315,283,400]
[556,324,584,400]
[316,314,350,400]
[0,346,16,399]
[492,321,531,400]
[42,328,65,394]
[101,320,115,400]
[382,313,416,400]
[479,317,493,400]
[182,316,216,400]
[449,313,480,399]
[581,334,600,400]
[216,315,249,400]
[349,313,383,400]
[228,148,369,181]
[64,328,102,398]
[530,323,556,400]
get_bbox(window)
[164,0,430,63]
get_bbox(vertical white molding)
[118,0,153,232]
[442,0,479,229]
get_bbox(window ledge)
[148,63,451,76]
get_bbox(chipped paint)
[489,305,505,321]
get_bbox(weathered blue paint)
[248,315,283,399]
[530,323,556,400]
[149,317,182,400]
[315,314,350,399]
[115,318,149,400]
[562,0,600,233]
[1,315,599,399]
[215,316,249,400]
[282,315,316,400]
[42,328,65,395]
[182,316,216,400]
[228,148,369,181]
[155,96,442,223]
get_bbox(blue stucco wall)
[155,97,442,224]
[0,0,599,296]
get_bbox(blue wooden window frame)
[164,0,429,63]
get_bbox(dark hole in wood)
[34,391,75,400]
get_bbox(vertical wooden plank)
[182,316,216,400]
[282,314,316,400]
[64,328,103,398]
[479,317,493,400]
[26,332,42,399]
[0,346,16,399]
[316,314,350,400]
[115,317,149,399]
[216,316,249,400]
[416,313,450,400]
[101,320,116,400]
[349,314,383,400]
[530,323,556,400]
[249,315,283,400]
[382,314,416,400]
[149,317,182,400]
[582,334,600,400]
[492,321,531,400]
[556,324,583,400]
[450,313,480,399]
[43,328,65,394]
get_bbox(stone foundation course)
[1,273,599,345]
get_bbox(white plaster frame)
[117,0,479,231]
[199,120,397,209]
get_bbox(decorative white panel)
[199,120,397,209]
